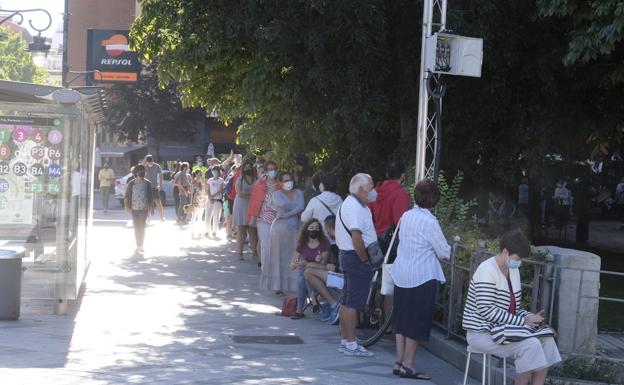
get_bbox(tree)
[131,0,421,179]
[0,26,47,83]
[105,61,203,146]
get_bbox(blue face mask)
[267,170,277,179]
[506,258,522,269]
[367,189,378,203]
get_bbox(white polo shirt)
[336,194,377,251]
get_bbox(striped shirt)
[258,182,277,224]
[462,256,530,332]
[388,205,450,288]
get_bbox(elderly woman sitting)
[462,230,561,385]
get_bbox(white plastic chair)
[462,345,507,385]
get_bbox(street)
[0,204,477,385]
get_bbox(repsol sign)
[86,29,141,84]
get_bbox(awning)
[100,145,147,158]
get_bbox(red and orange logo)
[101,34,129,57]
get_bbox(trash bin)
[0,249,25,320]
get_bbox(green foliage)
[435,171,477,236]
[131,0,420,180]
[105,61,201,143]
[548,357,623,384]
[0,27,47,83]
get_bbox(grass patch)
[548,357,623,384]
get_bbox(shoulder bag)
[380,220,400,296]
[338,207,384,268]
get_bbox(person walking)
[247,161,281,268]
[175,162,191,225]
[144,155,165,221]
[335,173,378,357]
[462,230,561,385]
[124,164,153,255]
[233,159,258,261]
[206,165,225,239]
[98,162,114,213]
[190,169,206,239]
[389,180,450,380]
[261,171,304,293]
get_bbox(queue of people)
[122,152,561,384]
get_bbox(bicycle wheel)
[355,293,394,347]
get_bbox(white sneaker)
[338,342,346,353]
[343,344,374,357]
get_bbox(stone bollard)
[536,246,600,355]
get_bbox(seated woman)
[462,230,561,385]
[304,215,342,325]
[289,218,330,319]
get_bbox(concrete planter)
[547,377,617,385]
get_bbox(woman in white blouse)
[389,180,450,380]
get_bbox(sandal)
[290,313,305,320]
[392,362,403,376]
[399,367,431,380]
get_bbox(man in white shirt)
[335,173,378,357]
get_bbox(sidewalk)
[0,208,478,384]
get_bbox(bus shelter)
[0,80,104,314]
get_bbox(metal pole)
[61,0,69,87]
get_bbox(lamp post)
[0,8,52,65]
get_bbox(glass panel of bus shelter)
[0,103,81,300]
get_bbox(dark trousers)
[131,210,148,248]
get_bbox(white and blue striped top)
[462,256,530,332]
[389,205,450,288]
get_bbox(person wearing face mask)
[205,165,225,239]
[192,155,208,178]
[463,230,560,385]
[387,180,450,379]
[98,163,114,213]
[247,160,281,269]
[335,173,379,357]
[261,171,304,293]
[289,218,330,319]
[369,161,410,237]
[300,174,343,242]
[124,164,153,255]
[233,159,259,261]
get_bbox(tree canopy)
[131,0,624,192]
[0,27,47,83]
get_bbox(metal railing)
[433,239,624,364]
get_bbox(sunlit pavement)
[0,205,476,385]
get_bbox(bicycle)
[355,267,394,347]
[354,224,399,347]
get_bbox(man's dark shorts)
[151,188,161,202]
[339,249,373,311]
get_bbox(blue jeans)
[178,195,190,221]
[297,268,315,310]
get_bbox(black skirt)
[392,279,437,341]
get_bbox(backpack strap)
[338,206,352,238]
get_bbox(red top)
[369,180,410,236]
[227,170,240,201]
[246,177,282,222]
[506,275,516,314]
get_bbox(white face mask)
[319,183,325,192]
[283,181,294,191]
[367,188,377,203]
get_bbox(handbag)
[338,207,384,268]
[280,292,298,316]
[380,220,400,296]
